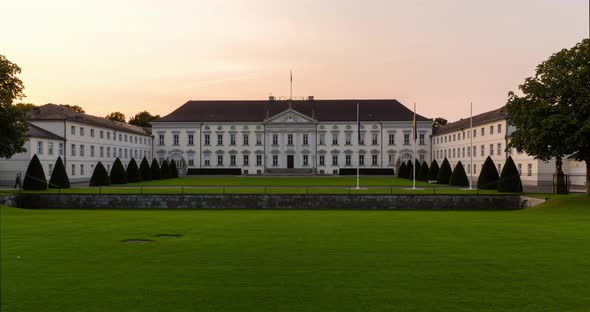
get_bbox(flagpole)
[469,102,473,190]
[413,103,416,190]
[356,103,360,190]
[289,69,293,101]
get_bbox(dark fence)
[186,168,242,175]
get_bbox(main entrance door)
[287,155,294,169]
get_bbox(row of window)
[434,143,503,160]
[198,154,382,167]
[36,141,151,160]
[435,123,503,145]
[70,125,150,145]
[160,133,427,147]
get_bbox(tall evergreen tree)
[417,161,429,181]
[22,154,47,190]
[126,158,142,183]
[437,158,452,184]
[110,157,127,184]
[449,161,469,187]
[477,156,500,189]
[48,156,70,188]
[160,159,170,179]
[139,157,152,181]
[428,159,440,181]
[151,158,161,180]
[169,160,179,178]
[498,156,523,193]
[89,161,110,186]
[398,162,408,179]
[405,160,414,180]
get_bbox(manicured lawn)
[1,196,589,311]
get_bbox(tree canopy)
[105,112,126,122]
[432,117,448,128]
[506,39,589,194]
[60,104,85,113]
[0,54,29,158]
[129,111,160,127]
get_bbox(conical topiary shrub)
[110,157,127,184]
[22,154,47,190]
[417,161,429,181]
[151,158,161,180]
[49,156,70,188]
[498,156,523,193]
[139,157,152,181]
[126,158,142,183]
[90,161,110,186]
[428,159,440,181]
[477,156,500,189]
[160,160,170,179]
[169,160,179,178]
[405,160,414,180]
[398,162,408,179]
[449,161,469,187]
[437,158,452,184]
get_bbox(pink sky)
[3,0,588,122]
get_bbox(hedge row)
[88,157,179,187]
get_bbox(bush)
[169,160,179,178]
[161,160,170,179]
[449,161,469,186]
[126,158,142,183]
[417,161,429,181]
[139,157,152,181]
[90,161,110,186]
[477,156,500,189]
[428,159,440,181]
[22,154,47,190]
[48,156,70,188]
[398,162,408,178]
[405,160,414,180]
[110,157,127,184]
[498,156,523,192]
[437,158,452,184]
[151,158,161,180]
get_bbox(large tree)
[506,39,589,194]
[432,117,448,128]
[105,112,126,122]
[0,55,29,158]
[14,102,38,113]
[129,111,160,127]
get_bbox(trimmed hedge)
[126,158,142,183]
[339,168,394,175]
[139,157,152,181]
[161,160,170,179]
[398,162,408,178]
[110,158,128,184]
[49,156,70,188]
[449,161,469,187]
[90,161,110,186]
[437,158,452,184]
[22,154,47,190]
[405,160,414,180]
[428,159,440,181]
[417,161,429,181]
[187,168,242,175]
[498,156,523,193]
[169,160,179,178]
[477,156,500,189]
[151,159,161,180]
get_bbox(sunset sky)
[3,0,588,121]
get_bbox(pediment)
[264,109,316,124]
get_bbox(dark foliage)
[417,161,429,181]
[449,161,469,187]
[169,160,179,178]
[126,158,142,183]
[160,160,170,179]
[428,159,440,181]
[89,161,110,186]
[110,157,127,184]
[498,156,523,193]
[477,156,500,189]
[139,157,152,181]
[22,154,47,190]
[405,160,414,180]
[398,162,408,179]
[437,158,452,184]
[48,156,70,188]
[151,158,161,180]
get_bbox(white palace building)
[151,97,432,175]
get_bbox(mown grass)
[1,195,589,311]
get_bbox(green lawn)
[1,196,589,311]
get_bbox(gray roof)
[26,123,65,140]
[28,104,152,136]
[153,99,431,123]
[433,106,506,135]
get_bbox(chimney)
[308,95,314,101]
